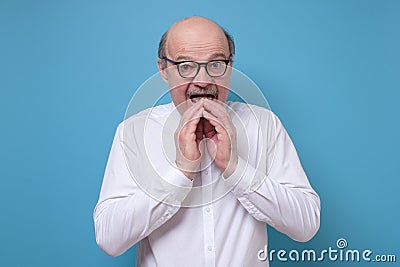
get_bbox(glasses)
[161,56,231,78]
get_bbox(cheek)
[218,88,229,102]
[217,78,231,102]
[170,84,193,114]
[166,68,187,93]
[170,84,189,104]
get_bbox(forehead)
[166,19,230,60]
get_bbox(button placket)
[202,163,215,266]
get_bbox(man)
[94,16,320,267]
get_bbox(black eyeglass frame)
[161,55,232,78]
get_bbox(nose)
[192,64,212,87]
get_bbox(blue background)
[1,0,399,266]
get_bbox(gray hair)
[158,20,235,67]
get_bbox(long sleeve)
[93,119,193,256]
[224,110,320,242]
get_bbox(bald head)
[157,16,234,112]
[158,16,235,63]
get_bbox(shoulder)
[227,101,278,124]
[115,102,175,137]
[120,103,174,126]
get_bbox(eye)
[209,61,223,69]
[179,62,196,72]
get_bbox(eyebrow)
[175,53,228,62]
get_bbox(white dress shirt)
[94,102,320,267]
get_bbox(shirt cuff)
[157,164,194,205]
[222,156,257,197]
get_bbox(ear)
[157,58,169,83]
[225,60,233,77]
[229,57,234,67]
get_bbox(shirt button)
[204,170,209,175]
[207,245,213,251]
[205,207,210,213]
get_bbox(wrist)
[222,156,238,178]
[175,160,197,180]
[181,170,196,180]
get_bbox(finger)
[203,114,233,147]
[180,106,205,136]
[203,98,229,117]
[197,137,206,155]
[181,98,205,123]
[203,99,232,128]
[179,99,205,133]
[203,110,227,136]
[203,100,236,136]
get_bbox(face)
[158,18,232,114]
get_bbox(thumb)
[205,138,217,161]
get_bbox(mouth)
[189,93,217,103]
